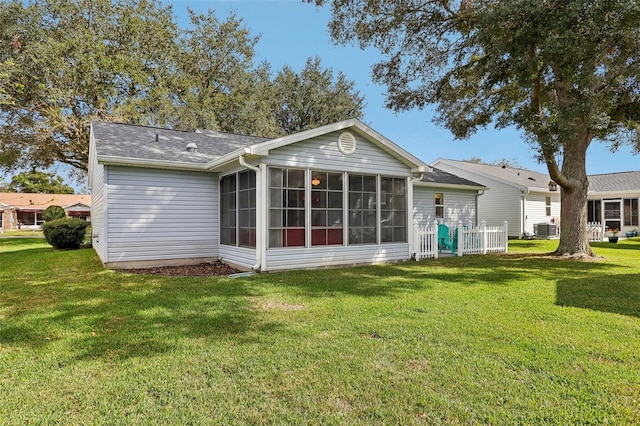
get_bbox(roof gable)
[236,119,428,172]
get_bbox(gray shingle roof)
[91,122,487,190]
[588,171,640,193]
[419,167,485,188]
[92,121,268,164]
[437,159,553,191]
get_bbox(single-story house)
[430,159,560,238]
[0,192,91,231]
[89,119,487,271]
[587,171,640,233]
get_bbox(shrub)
[42,205,66,222]
[42,218,88,249]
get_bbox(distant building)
[587,172,640,232]
[431,159,560,238]
[0,193,91,230]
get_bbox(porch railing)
[413,220,509,260]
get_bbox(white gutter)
[239,154,262,272]
[413,181,489,191]
[98,155,209,171]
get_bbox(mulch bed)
[126,260,242,277]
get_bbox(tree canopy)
[0,0,364,175]
[309,0,640,256]
[1,171,75,194]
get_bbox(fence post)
[412,221,417,260]
[481,220,487,254]
[457,220,464,256]
[503,220,509,253]
[433,220,439,259]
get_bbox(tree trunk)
[552,133,595,257]
[555,184,594,256]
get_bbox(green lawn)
[1,237,639,424]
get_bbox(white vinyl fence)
[587,222,605,241]
[413,220,509,260]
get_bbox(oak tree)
[308,0,640,256]
[2,171,74,194]
[1,1,366,178]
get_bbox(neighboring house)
[89,119,486,271]
[0,192,91,230]
[430,159,560,238]
[587,171,640,233]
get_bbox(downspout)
[521,189,530,237]
[409,172,425,259]
[239,154,262,272]
[476,189,485,226]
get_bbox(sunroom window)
[220,170,256,248]
[380,177,406,242]
[266,167,408,248]
[269,168,305,247]
[220,174,237,245]
[348,174,377,244]
[311,171,344,245]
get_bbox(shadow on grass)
[591,239,640,251]
[556,273,640,318]
[0,245,293,363]
[1,240,634,365]
[258,252,620,298]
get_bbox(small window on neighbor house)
[624,198,639,226]
[435,193,444,219]
[587,200,601,223]
[545,197,552,216]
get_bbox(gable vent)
[337,131,356,155]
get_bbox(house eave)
[587,190,640,198]
[97,155,209,171]
[413,181,488,191]
[205,147,266,171]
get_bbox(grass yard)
[1,237,639,424]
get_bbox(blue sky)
[168,0,639,176]
[4,0,635,190]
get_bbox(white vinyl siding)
[525,192,561,233]
[264,131,411,177]
[265,243,409,272]
[477,183,521,236]
[90,160,107,262]
[413,187,477,227]
[104,166,218,263]
[219,245,256,270]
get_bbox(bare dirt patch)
[126,260,242,277]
